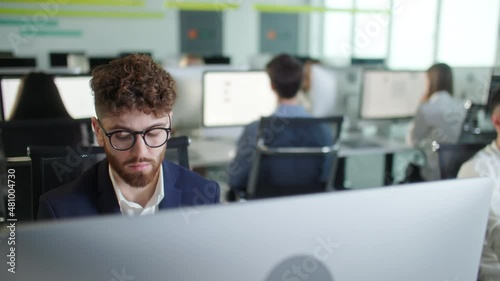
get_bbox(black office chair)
[0,118,93,157]
[459,103,496,144]
[436,143,486,179]
[246,116,344,199]
[28,136,191,219]
[28,145,105,219]
[164,135,190,168]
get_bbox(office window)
[355,0,390,10]
[388,0,438,70]
[323,13,353,59]
[322,0,353,59]
[352,13,390,59]
[323,0,391,59]
[436,0,500,66]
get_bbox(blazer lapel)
[96,160,121,214]
[159,161,182,209]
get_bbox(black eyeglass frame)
[97,115,172,151]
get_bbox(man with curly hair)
[38,54,220,219]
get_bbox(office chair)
[246,116,344,199]
[0,118,93,157]
[28,136,191,219]
[28,145,105,219]
[459,103,496,144]
[436,143,486,179]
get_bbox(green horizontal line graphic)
[165,1,240,11]
[0,18,58,26]
[0,0,145,7]
[254,4,391,14]
[0,8,164,19]
[20,29,83,37]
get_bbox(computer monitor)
[351,58,385,67]
[0,75,95,120]
[487,75,500,108]
[88,56,117,70]
[0,57,36,68]
[202,71,276,127]
[360,70,426,119]
[1,178,492,281]
[453,67,492,105]
[167,65,247,131]
[203,55,231,65]
[309,65,363,118]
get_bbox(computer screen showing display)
[202,71,277,127]
[167,65,248,131]
[360,70,426,119]
[0,76,95,120]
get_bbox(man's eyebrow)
[107,122,168,131]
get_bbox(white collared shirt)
[109,164,165,216]
[458,141,500,281]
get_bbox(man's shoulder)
[163,161,220,203]
[164,161,219,188]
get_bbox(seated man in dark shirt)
[38,54,220,220]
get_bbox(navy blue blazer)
[38,159,220,220]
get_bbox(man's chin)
[122,172,151,188]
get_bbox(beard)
[105,145,166,188]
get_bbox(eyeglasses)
[97,116,171,151]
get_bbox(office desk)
[188,136,417,188]
[188,136,415,167]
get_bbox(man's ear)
[91,117,105,147]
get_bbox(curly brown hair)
[91,54,176,118]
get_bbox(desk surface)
[188,135,415,168]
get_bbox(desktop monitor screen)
[3,178,492,281]
[360,70,426,119]
[0,76,95,120]
[167,65,248,131]
[202,71,276,127]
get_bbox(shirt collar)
[108,164,165,215]
[274,104,308,117]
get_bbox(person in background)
[9,72,72,120]
[227,54,332,199]
[296,58,321,113]
[406,63,467,181]
[37,54,220,220]
[457,87,500,281]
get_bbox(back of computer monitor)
[4,178,492,281]
[453,67,492,105]
[167,65,248,134]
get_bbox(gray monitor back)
[167,65,247,132]
[0,178,492,281]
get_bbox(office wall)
[0,0,310,68]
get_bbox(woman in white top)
[407,63,467,181]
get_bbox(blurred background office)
[1,0,500,203]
